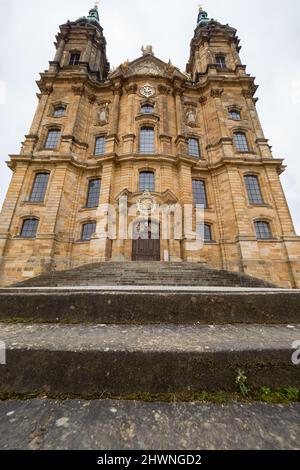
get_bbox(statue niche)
[186,108,197,127]
[98,105,109,126]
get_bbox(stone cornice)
[37,67,258,103]
[7,153,285,176]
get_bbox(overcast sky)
[0,0,299,233]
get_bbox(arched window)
[86,179,101,208]
[20,218,39,238]
[141,104,154,114]
[30,173,49,203]
[188,138,201,158]
[255,221,272,240]
[244,175,264,205]
[229,109,241,120]
[44,129,60,149]
[94,136,106,156]
[53,106,66,118]
[81,221,96,241]
[140,127,155,154]
[139,172,155,192]
[233,132,249,152]
[192,180,208,208]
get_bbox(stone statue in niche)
[98,105,109,125]
[186,109,197,126]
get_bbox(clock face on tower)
[139,84,155,98]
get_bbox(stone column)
[174,88,184,136]
[111,82,122,136]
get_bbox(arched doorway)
[132,219,160,261]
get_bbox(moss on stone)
[0,388,299,404]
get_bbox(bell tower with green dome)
[49,3,109,81]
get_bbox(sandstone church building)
[0,5,299,288]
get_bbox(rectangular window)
[20,219,39,238]
[69,53,80,66]
[139,172,155,192]
[188,138,201,158]
[30,173,49,203]
[234,132,249,152]
[45,130,60,149]
[94,137,106,156]
[229,110,241,120]
[82,222,96,241]
[193,180,208,208]
[53,107,66,117]
[196,223,213,242]
[244,175,264,205]
[140,127,155,154]
[86,179,101,208]
[204,224,212,242]
[216,55,226,69]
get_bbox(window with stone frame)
[140,127,155,154]
[229,109,241,120]
[20,218,39,238]
[255,221,272,240]
[139,172,155,192]
[244,175,264,205]
[188,138,201,158]
[192,179,208,208]
[44,129,60,149]
[81,221,97,241]
[196,223,213,242]
[69,52,81,66]
[233,132,249,152]
[30,173,49,203]
[86,179,101,208]
[94,136,106,156]
[141,104,154,114]
[53,106,66,118]
[216,54,227,69]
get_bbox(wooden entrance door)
[132,220,160,261]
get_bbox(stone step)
[1,323,299,395]
[12,262,276,288]
[0,399,299,450]
[1,287,300,324]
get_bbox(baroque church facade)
[0,5,300,288]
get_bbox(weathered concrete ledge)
[0,323,299,394]
[0,400,299,450]
[0,288,300,324]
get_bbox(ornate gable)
[110,54,187,80]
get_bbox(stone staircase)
[1,263,299,449]
[0,261,299,395]
[12,261,276,288]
